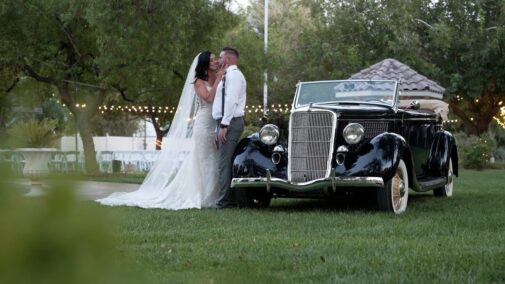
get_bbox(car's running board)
[417,177,447,191]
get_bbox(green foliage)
[236,0,319,105]
[90,113,139,136]
[489,121,505,162]
[40,97,69,134]
[494,147,505,163]
[0,172,147,284]
[7,118,61,149]
[240,123,260,140]
[412,0,505,134]
[456,132,497,170]
[0,0,238,171]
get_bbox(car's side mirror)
[409,100,420,110]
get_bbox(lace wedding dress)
[96,55,219,209]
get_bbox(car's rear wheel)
[434,157,454,197]
[236,189,271,208]
[377,159,409,214]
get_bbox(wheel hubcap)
[399,181,406,197]
[392,173,404,210]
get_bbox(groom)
[212,47,246,209]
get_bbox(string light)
[50,97,505,130]
[494,106,505,129]
[95,104,292,115]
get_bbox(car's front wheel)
[377,159,409,214]
[434,157,454,197]
[236,189,271,208]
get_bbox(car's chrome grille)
[289,111,335,182]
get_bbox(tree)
[412,0,505,135]
[1,1,109,173]
[229,0,318,109]
[86,0,237,150]
[0,0,236,171]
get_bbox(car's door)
[400,110,438,178]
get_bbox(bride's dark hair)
[194,51,211,82]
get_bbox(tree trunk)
[76,112,99,174]
[149,115,169,150]
[449,92,503,136]
[155,128,163,150]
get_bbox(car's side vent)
[288,110,336,182]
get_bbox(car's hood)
[294,103,393,114]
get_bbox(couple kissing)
[97,47,246,210]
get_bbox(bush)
[240,124,260,140]
[7,118,61,148]
[494,147,505,163]
[489,122,505,162]
[0,169,148,284]
[458,133,497,170]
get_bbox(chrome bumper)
[231,171,384,192]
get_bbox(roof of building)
[349,58,445,95]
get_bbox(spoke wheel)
[434,158,454,197]
[377,159,409,214]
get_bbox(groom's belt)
[215,116,244,123]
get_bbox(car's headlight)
[259,124,279,145]
[343,123,364,144]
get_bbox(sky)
[228,0,251,12]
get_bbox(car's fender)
[232,133,288,179]
[335,132,413,182]
[426,130,459,177]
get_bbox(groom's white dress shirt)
[212,65,246,126]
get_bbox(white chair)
[97,151,114,174]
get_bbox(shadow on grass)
[266,189,446,213]
[268,190,378,213]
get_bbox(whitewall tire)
[377,159,409,214]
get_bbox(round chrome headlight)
[343,123,364,144]
[259,124,280,145]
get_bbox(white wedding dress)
[96,55,219,209]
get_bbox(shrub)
[460,133,497,170]
[241,124,260,140]
[494,147,505,163]
[244,111,290,141]
[7,118,61,148]
[0,170,147,283]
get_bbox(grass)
[96,169,505,283]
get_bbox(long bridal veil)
[96,54,200,207]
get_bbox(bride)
[97,51,223,209]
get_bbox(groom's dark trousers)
[216,116,244,208]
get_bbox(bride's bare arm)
[194,79,214,103]
[195,73,223,103]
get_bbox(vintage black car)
[231,80,458,214]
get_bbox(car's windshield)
[295,80,398,108]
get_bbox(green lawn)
[102,170,505,283]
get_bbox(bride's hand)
[216,65,228,80]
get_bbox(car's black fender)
[335,132,413,182]
[234,132,415,184]
[426,130,459,177]
[232,133,287,179]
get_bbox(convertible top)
[398,99,449,121]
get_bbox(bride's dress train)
[96,55,219,210]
